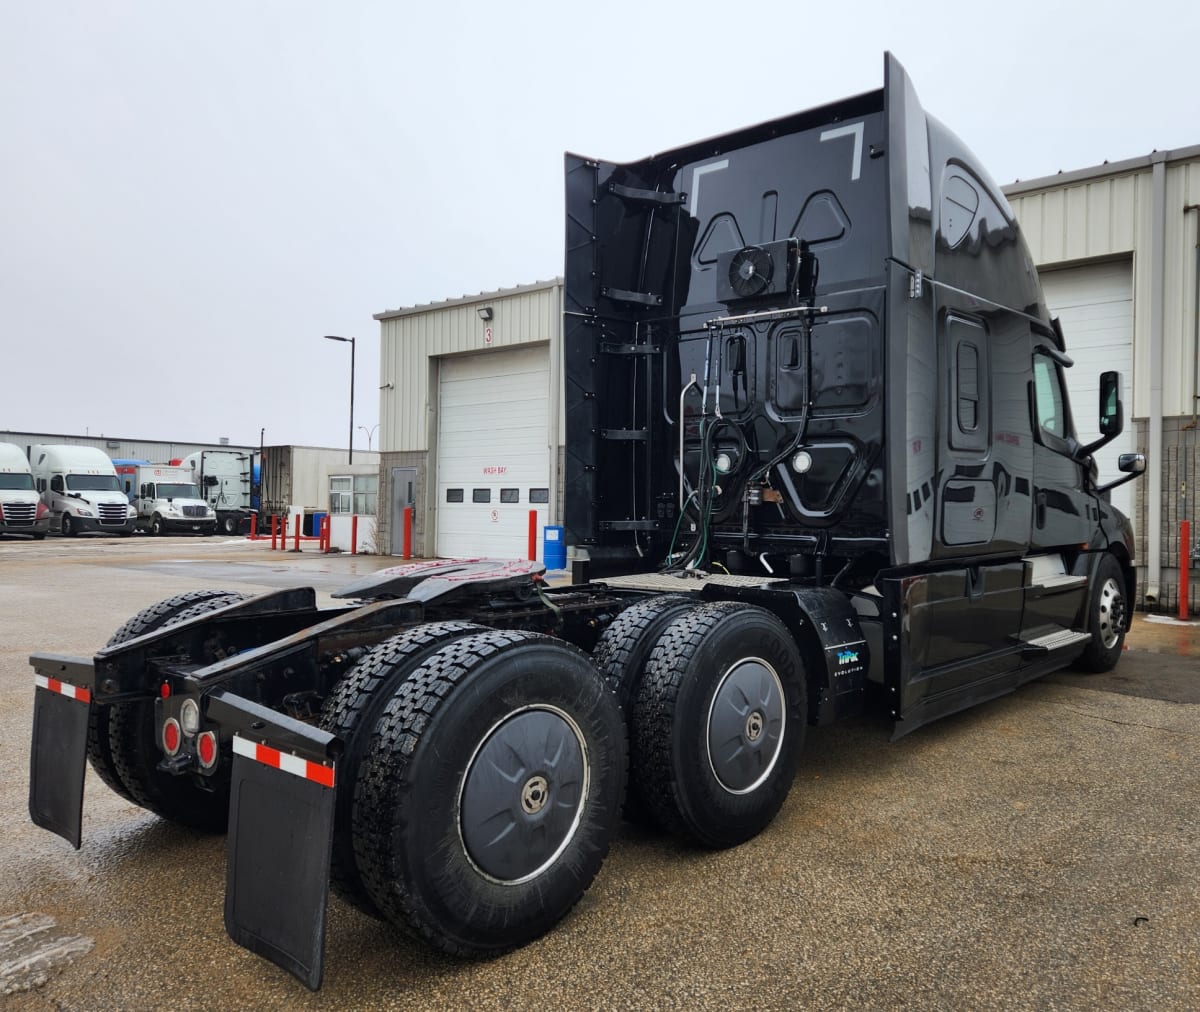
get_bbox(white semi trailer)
[179,450,255,534]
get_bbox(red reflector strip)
[34,674,92,704]
[232,736,335,789]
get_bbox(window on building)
[329,473,379,514]
[329,476,352,514]
[473,488,491,503]
[500,488,519,503]
[529,488,550,504]
[446,488,464,503]
[353,474,377,515]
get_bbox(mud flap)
[224,737,336,990]
[28,678,91,849]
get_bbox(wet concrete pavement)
[1,537,1197,1009]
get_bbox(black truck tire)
[591,594,697,710]
[1077,553,1129,673]
[630,601,806,849]
[89,589,248,804]
[317,620,486,916]
[61,514,76,537]
[353,630,626,955]
[97,590,247,829]
[151,514,165,536]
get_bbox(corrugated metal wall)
[0,431,255,464]
[376,281,564,452]
[1006,155,1200,418]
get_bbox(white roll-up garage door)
[435,345,551,560]
[1040,261,1135,524]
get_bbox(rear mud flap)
[28,680,90,849]
[224,736,336,991]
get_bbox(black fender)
[698,583,869,725]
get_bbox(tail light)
[162,718,182,756]
[37,502,49,519]
[196,731,218,769]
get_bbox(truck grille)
[98,502,128,525]
[1,502,36,525]
[182,505,207,518]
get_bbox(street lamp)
[358,424,379,451]
[323,335,355,463]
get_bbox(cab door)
[1029,351,1095,550]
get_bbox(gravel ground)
[1,537,1197,1010]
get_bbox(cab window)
[1033,356,1067,440]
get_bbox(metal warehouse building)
[373,147,1200,614]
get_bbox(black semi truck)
[28,55,1145,989]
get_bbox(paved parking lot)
[1,536,1197,1009]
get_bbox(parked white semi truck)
[0,442,50,539]
[30,444,137,537]
[179,450,255,535]
[132,464,217,536]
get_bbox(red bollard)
[528,510,537,561]
[351,514,359,555]
[293,514,301,552]
[270,514,278,550]
[321,515,330,553]
[250,513,257,539]
[1181,520,1191,621]
[402,506,413,559]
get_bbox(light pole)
[358,424,379,451]
[323,335,355,463]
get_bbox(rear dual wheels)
[317,621,486,915]
[90,590,247,829]
[352,630,626,955]
[605,599,806,849]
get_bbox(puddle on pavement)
[0,912,93,996]
[1128,615,1200,657]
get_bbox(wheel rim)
[706,657,786,795]
[458,705,589,885]
[1097,576,1125,650]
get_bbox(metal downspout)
[1145,155,1167,606]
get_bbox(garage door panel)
[436,346,551,560]
[1040,263,1134,525]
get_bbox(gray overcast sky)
[2,1,1196,450]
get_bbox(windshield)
[0,473,35,491]
[156,483,201,499]
[66,473,121,493]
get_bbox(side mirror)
[1099,371,1122,437]
[1098,451,1147,494]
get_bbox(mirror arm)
[1078,429,1118,459]
[1098,470,1141,494]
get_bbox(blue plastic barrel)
[543,525,566,569]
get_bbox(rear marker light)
[197,731,218,768]
[162,718,182,756]
[160,682,171,699]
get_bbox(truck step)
[1030,574,1088,594]
[1018,628,1092,655]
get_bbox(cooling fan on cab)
[727,246,774,298]
[715,239,801,305]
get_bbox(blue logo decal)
[836,649,859,665]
